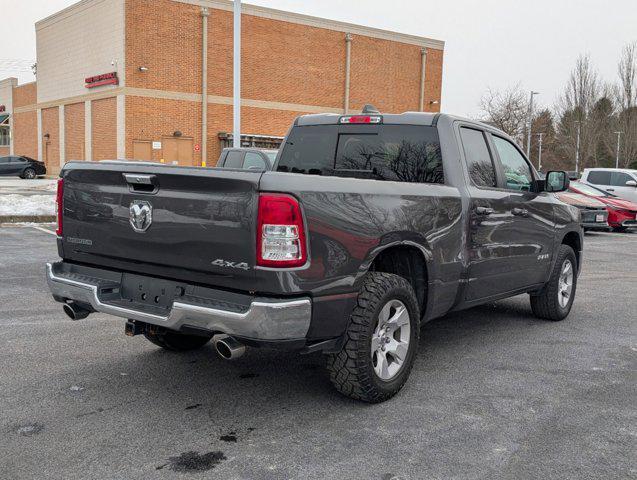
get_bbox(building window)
[0,114,9,146]
[0,126,10,146]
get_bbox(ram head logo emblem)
[129,200,153,233]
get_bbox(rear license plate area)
[595,214,604,222]
[120,273,186,309]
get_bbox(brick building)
[0,0,444,175]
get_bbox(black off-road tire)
[144,329,211,351]
[530,244,577,321]
[326,272,420,403]
[21,168,36,179]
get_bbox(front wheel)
[530,245,577,321]
[144,329,211,351]
[326,272,420,403]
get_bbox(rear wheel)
[326,272,420,403]
[530,245,577,321]
[144,329,211,351]
[21,168,36,179]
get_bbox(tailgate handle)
[123,174,158,193]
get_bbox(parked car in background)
[581,168,637,203]
[217,148,277,170]
[569,181,637,232]
[555,191,609,230]
[0,155,47,179]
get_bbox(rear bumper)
[581,221,608,229]
[46,262,312,342]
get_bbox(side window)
[492,136,533,191]
[587,171,611,185]
[459,127,497,188]
[224,151,244,168]
[243,152,266,170]
[610,171,633,186]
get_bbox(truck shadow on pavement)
[71,296,541,411]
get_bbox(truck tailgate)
[60,162,261,291]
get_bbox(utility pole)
[233,0,241,148]
[526,91,539,157]
[536,132,543,172]
[574,121,581,173]
[614,131,623,169]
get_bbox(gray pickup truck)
[46,111,582,402]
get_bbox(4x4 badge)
[129,200,152,233]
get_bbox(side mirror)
[626,180,637,187]
[545,171,570,192]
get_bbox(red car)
[569,181,637,232]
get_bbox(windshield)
[276,124,444,184]
[571,181,613,197]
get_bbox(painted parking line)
[29,224,56,235]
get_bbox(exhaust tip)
[63,302,90,321]
[213,334,246,360]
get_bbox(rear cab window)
[277,124,443,184]
[587,171,611,185]
[224,151,244,168]
[459,127,497,188]
[244,152,266,170]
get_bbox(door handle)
[511,208,529,217]
[606,188,614,192]
[474,206,494,216]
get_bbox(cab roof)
[294,111,496,132]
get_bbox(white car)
[581,168,637,203]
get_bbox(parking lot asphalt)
[0,226,635,480]
[0,178,57,196]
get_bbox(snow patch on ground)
[0,194,55,216]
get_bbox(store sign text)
[85,72,119,89]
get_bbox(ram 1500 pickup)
[46,111,582,402]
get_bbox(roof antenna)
[361,104,380,114]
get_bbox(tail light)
[55,178,64,236]
[257,193,306,268]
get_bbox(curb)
[0,215,56,223]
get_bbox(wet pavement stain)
[13,423,44,436]
[239,373,259,379]
[163,451,226,472]
[185,403,202,410]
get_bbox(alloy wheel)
[371,299,411,381]
[558,259,574,308]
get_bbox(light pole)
[233,0,241,148]
[536,132,543,172]
[614,131,623,168]
[526,91,539,157]
[574,120,581,173]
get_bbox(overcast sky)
[2,0,636,116]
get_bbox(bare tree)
[555,54,603,171]
[615,41,637,168]
[479,84,528,143]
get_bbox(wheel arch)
[561,230,582,268]
[367,242,430,320]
